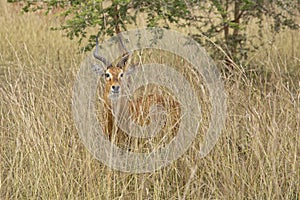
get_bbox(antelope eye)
[105,73,110,78]
[120,73,124,78]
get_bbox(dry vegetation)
[1,0,299,199]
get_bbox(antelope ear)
[124,63,138,76]
[116,52,132,69]
[92,64,105,75]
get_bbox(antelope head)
[93,37,133,100]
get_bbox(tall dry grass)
[1,0,299,199]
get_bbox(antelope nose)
[112,85,120,92]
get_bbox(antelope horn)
[116,34,132,68]
[93,37,111,66]
[117,33,129,53]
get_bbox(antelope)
[93,36,181,150]
[93,36,134,137]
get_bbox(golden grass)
[1,0,299,199]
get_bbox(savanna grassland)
[0,0,299,199]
